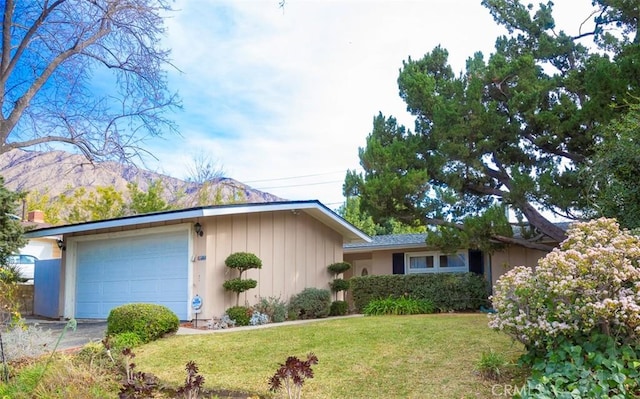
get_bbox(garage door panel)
[131,280,159,295]
[155,264,185,278]
[161,302,188,319]
[76,302,104,319]
[77,281,102,296]
[158,280,188,300]
[77,263,104,281]
[102,281,130,298]
[75,230,188,319]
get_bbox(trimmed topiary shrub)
[288,288,331,320]
[350,273,489,312]
[329,300,348,316]
[225,252,262,272]
[222,278,258,294]
[328,262,352,302]
[106,303,179,343]
[329,278,350,293]
[327,262,351,275]
[223,252,263,306]
[226,305,251,326]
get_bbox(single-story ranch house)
[25,201,369,320]
[343,228,562,288]
[24,200,564,321]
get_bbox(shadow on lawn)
[160,387,265,399]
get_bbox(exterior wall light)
[194,222,204,237]
[57,239,66,251]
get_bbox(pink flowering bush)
[489,218,640,349]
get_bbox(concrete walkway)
[23,315,362,350]
[177,314,362,335]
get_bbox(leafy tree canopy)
[337,196,426,236]
[346,0,640,251]
[127,180,170,215]
[0,0,180,162]
[26,181,174,224]
[584,102,640,229]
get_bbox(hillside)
[0,149,282,214]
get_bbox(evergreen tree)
[0,177,27,265]
[349,0,640,251]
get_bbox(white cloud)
[146,0,594,209]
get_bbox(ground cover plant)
[363,296,435,316]
[132,314,523,398]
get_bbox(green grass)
[135,314,524,398]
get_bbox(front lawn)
[135,314,524,398]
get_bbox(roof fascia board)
[24,200,371,243]
[198,201,370,243]
[300,204,371,243]
[24,209,205,238]
[344,242,429,253]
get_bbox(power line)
[244,170,347,184]
[255,180,343,190]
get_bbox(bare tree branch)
[0,0,180,162]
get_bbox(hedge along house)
[343,225,568,289]
[24,200,370,321]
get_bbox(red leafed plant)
[268,353,319,399]
[176,360,205,399]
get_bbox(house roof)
[344,233,428,253]
[24,200,372,244]
[344,222,573,253]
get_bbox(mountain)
[0,149,283,213]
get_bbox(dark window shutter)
[468,249,483,275]
[392,253,405,274]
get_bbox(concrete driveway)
[24,319,107,351]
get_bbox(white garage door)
[75,230,189,319]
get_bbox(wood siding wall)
[489,245,550,288]
[196,210,344,317]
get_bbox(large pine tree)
[347,0,640,251]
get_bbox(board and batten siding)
[489,245,549,288]
[195,210,344,318]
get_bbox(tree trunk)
[519,202,568,243]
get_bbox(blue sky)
[145,0,586,210]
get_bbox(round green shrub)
[226,306,251,326]
[288,288,331,320]
[327,262,351,275]
[225,252,262,273]
[223,278,257,293]
[329,278,350,293]
[329,300,348,316]
[106,303,179,343]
